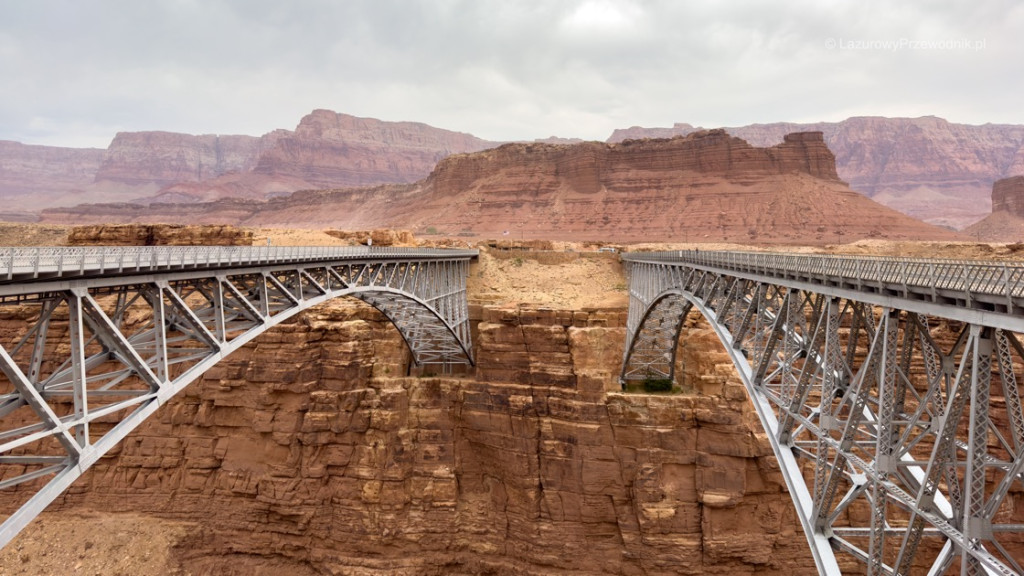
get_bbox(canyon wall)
[251,109,497,189]
[94,131,283,186]
[960,175,1024,242]
[65,224,254,246]
[991,176,1024,217]
[609,116,1024,228]
[0,110,499,212]
[8,112,1024,230]
[0,140,105,213]
[39,131,963,245]
[4,299,819,575]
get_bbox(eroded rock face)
[251,110,498,189]
[6,302,816,575]
[40,130,961,244]
[0,140,105,212]
[2,110,500,214]
[385,131,955,243]
[960,176,1024,241]
[991,176,1024,217]
[610,116,1024,228]
[429,130,840,196]
[95,131,282,186]
[323,228,417,247]
[65,224,254,246]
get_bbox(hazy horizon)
[2,0,1021,148]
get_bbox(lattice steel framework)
[622,250,1024,575]
[0,246,476,548]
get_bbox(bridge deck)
[625,250,1024,332]
[0,246,478,290]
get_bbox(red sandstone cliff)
[991,175,1024,216]
[388,131,954,243]
[0,298,820,575]
[94,130,284,186]
[609,116,1024,228]
[0,110,500,212]
[963,176,1024,242]
[10,114,1024,230]
[250,109,497,188]
[147,110,500,204]
[0,140,105,213]
[39,130,962,244]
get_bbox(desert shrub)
[642,377,674,393]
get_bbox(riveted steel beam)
[622,251,1024,575]
[0,246,476,549]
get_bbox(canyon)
[3,227,1024,575]
[0,239,820,576]
[38,130,961,245]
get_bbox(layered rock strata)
[0,141,105,212]
[0,110,499,213]
[961,176,1024,242]
[251,109,496,189]
[40,131,962,245]
[991,176,1024,217]
[3,301,818,575]
[94,131,280,186]
[65,224,254,246]
[610,116,1024,228]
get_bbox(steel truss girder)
[0,252,475,549]
[622,258,1024,575]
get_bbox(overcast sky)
[1,0,1021,148]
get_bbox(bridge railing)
[623,249,1024,302]
[0,246,479,282]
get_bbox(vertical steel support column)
[895,328,975,575]
[151,285,168,384]
[753,289,790,386]
[996,330,1024,452]
[212,277,226,343]
[868,309,900,575]
[961,326,992,575]
[813,297,842,520]
[67,289,89,447]
[26,299,56,386]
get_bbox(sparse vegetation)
[642,377,674,393]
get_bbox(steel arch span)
[0,246,476,548]
[621,250,1024,576]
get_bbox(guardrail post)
[1003,265,1014,314]
[961,264,972,306]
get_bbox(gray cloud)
[1,0,1020,147]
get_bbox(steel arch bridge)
[622,250,1024,576]
[0,245,476,548]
